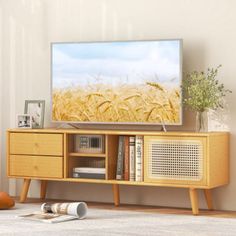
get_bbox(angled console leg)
[204,189,214,210]
[189,188,199,215]
[20,179,31,203]
[112,184,120,206]
[40,180,47,200]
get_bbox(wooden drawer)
[9,133,63,156]
[9,155,63,178]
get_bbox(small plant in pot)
[182,65,231,132]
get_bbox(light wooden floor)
[14,197,236,218]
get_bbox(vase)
[196,110,208,132]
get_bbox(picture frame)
[17,114,32,129]
[24,100,45,129]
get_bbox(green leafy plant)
[182,65,231,112]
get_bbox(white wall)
[1,0,236,210]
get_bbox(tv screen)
[51,39,182,125]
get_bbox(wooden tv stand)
[7,129,229,215]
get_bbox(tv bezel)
[50,39,183,126]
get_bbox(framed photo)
[17,114,32,129]
[24,100,45,129]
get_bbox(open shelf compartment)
[66,134,110,180]
[68,133,106,156]
[68,156,106,179]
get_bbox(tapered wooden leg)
[189,188,199,215]
[20,179,31,203]
[40,180,47,200]
[112,184,120,206]
[204,189,214,210]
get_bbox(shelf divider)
[69,152,106,158]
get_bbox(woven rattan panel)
[147,139,203,181]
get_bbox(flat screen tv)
[51,39,182,125]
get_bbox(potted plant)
[182,65,231,132]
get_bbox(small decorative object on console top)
[182,65,232,132]
[24,100,45,129]
[16,114,32,129]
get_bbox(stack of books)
[116,135,144,181]
[73,167,106,179]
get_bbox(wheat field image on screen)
[52,41,181,124]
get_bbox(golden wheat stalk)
[96,100,111,109]
[168,99,174,110]
[146,82,165,92]
[145,107,157,121]
[124,94,141,101]
[87,93,105,99]
[175,90,180,98]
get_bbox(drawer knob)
[34,143,39,148]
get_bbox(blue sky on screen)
[52,40,181,88]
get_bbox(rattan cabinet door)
[144,136,207,186]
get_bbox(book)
[124,136,129,181]
[129,136,135,181]
[116,136,124,180]
[73,172,105,179]
[73,167,106,174]
[73,167,105,179]
[135,135,143,182]
[18,202,87,223]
